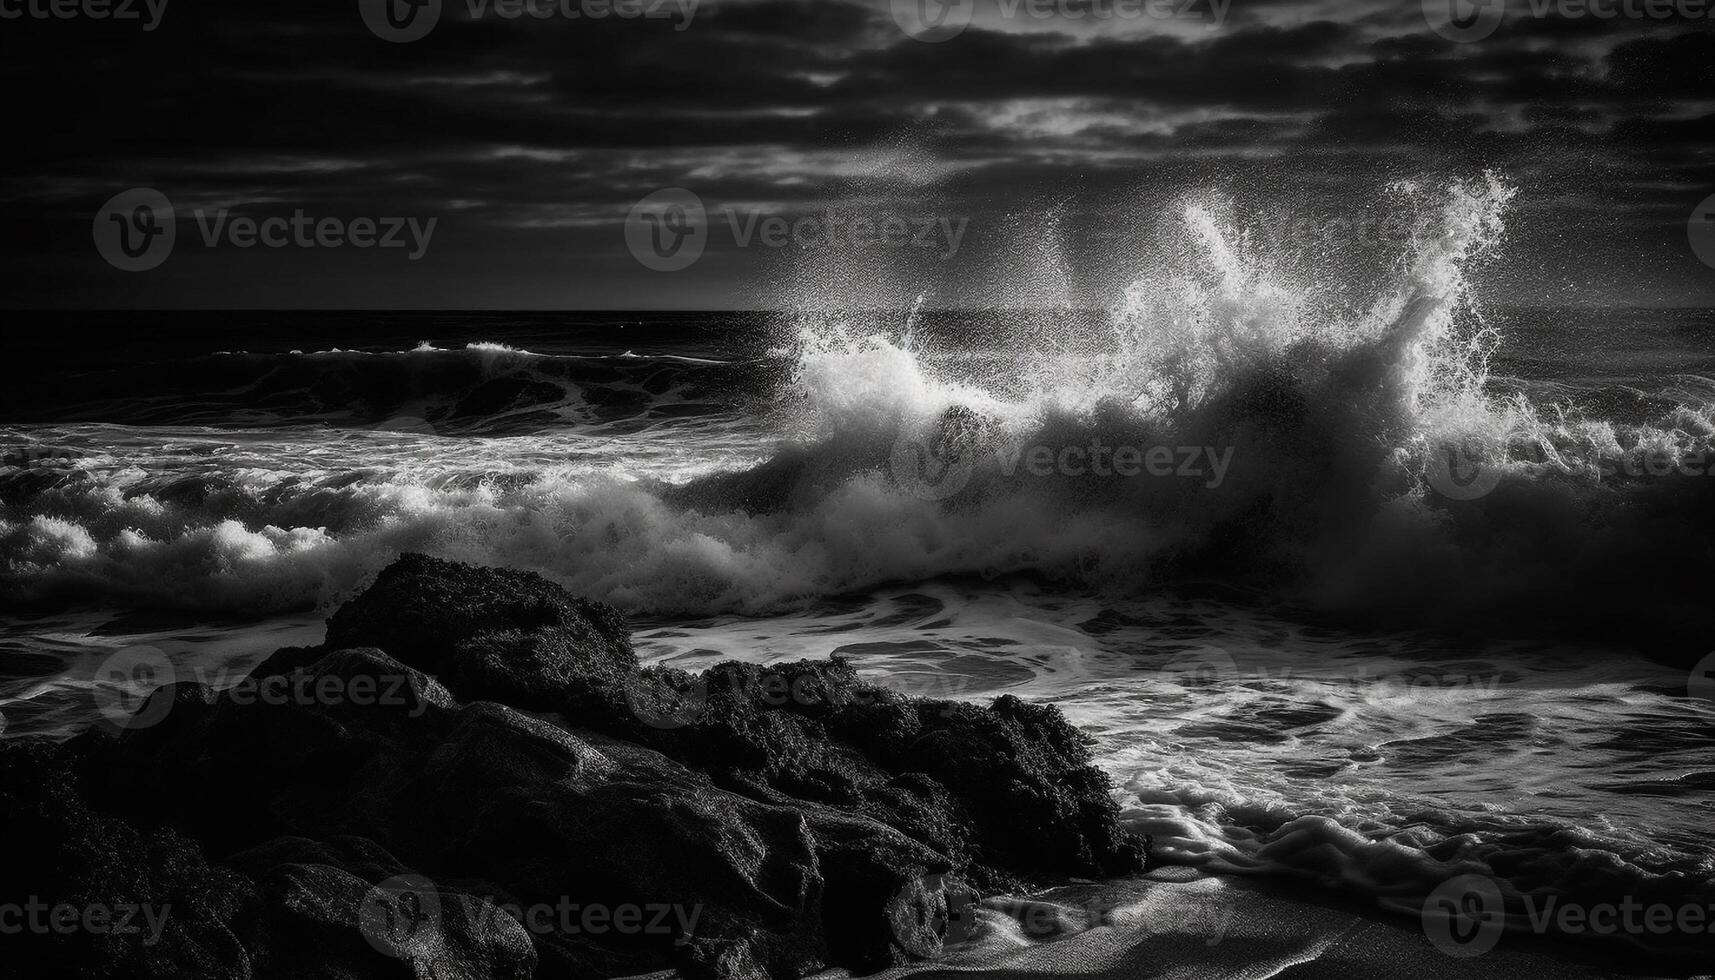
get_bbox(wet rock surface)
[0,554,1148,979]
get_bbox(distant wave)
[4,341,764,434]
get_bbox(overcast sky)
[1,0,1711,309]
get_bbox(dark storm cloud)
[1,0,1711,307]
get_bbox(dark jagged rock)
[0,750,541,980]
[0,741,252,979]
[324,553,636,688]
[78,650,461,858]
[598,659,1147,886]
[447,625,620,712]
[9,554,1149,980]
[226,835,537,980]
[68,649,930,977]
[402,704,831,977]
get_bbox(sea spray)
[3,177,1713,639]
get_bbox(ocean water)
[3,177,1714,960]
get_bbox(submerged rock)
[5,554,1148,979]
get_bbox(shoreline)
[819,872,1710,980]
[2,554,1710,977]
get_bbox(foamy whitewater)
[3,176,1714,962]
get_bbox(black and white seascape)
[2,2,1714,978]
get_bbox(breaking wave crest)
[3,174,1712,657]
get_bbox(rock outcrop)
[0,554,1148,979]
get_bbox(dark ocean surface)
[4,185,1714,960]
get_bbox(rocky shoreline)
[0,554,1149,979]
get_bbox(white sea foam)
[5,177,1713,633]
